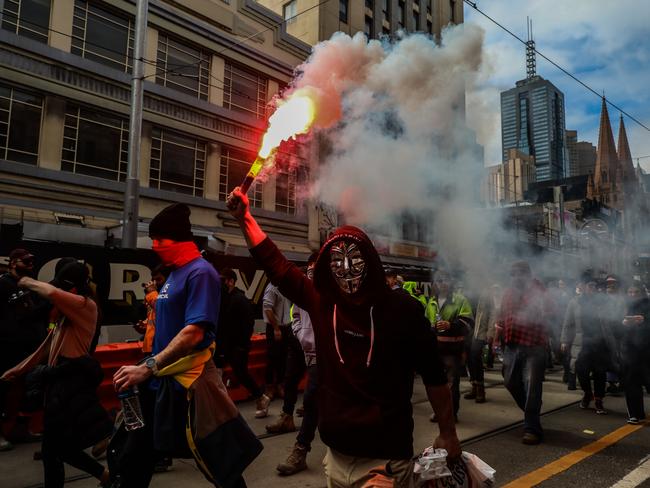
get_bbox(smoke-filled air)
[282,24,515,292]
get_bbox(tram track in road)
[257,378,512,441]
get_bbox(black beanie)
[149,203,194,242]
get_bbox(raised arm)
[227,187,317,312]
[227,187,267,248]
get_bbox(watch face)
[146,357,156,368]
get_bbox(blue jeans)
[502,345,546,436]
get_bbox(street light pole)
[121,0,148,248]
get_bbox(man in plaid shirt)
[497,261,550,445]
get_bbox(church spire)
[617,114,635,181]
[593,97,618,190]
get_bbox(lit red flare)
[239,90,316,194]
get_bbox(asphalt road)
[2,370,649,487]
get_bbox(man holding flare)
[226,186,460,488]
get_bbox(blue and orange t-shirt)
[153,257,220,357]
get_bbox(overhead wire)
[463,0,650,132]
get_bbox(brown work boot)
[266,412,296,434]
[255,394,271,419]
[264,385,276,401]
[475,383,486,403]
[464,383,477,400]
[522,432,541,445]
[276,443,308,475]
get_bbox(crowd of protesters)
[0,197,649,487]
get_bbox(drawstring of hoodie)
[333,304,375,367]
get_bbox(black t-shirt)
[0,273,49,347]
[217,287,255,350]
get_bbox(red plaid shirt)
[499,280,550,347]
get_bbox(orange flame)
[258,90,316,159]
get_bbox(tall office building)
[566,129,597,177]
[500,75,568,182]
[256,0,463,45]
[574,142,597,177]
[566,129,577,175]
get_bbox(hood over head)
[313,225,387,303]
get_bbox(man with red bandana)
[112,203,261,488]
[227,189,459,488]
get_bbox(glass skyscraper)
[500,75,568,181]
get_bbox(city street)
[2,368,648,488]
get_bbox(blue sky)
[463,0,650,170]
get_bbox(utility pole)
[121,0,148,248]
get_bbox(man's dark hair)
[220,267,237,282]
[385,267,398,278]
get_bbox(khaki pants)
[323,448,414,488]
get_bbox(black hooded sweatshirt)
[250,226,446,460]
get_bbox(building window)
[427,0,432,14]
[71,1,134,73]
[365,0,374,9]
[427,20,432,33]
[61,104,129,181]
[381,0,390,22]
[339,0,348,22]
[156,33,210,101]
[0,84,42,165]
[275,169,297,214]
[223,61,268,120]
[449,0,455,23]
[219,147,262,208]
[1,0,51,44]
[412,10,419,30]
[150,128,205,197]
[364,15,374,38]
[283,0,296,24]
[398,0,405,28]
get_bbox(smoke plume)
[281,25,514,292]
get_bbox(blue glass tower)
[500,75,567,182]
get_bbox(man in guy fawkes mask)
[227,188,459,488]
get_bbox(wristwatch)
[144,356,159,375]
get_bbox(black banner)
[1,240,270,325]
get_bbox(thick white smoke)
[281,25,512,291]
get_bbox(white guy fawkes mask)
[329,241,366,294]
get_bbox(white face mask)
[329,241,366,294]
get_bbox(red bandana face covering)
[152,241,201,269]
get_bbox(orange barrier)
[95,333,304,412]
[2,334,303,437]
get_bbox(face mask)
[329,241,366,294]
[152,241,200,268]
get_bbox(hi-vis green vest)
[425,292,473,326]
[402,281,428,308]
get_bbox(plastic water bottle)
[118,386,145,431]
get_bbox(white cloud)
[465,0,650,168]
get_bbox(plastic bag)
[414,447,495,487]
